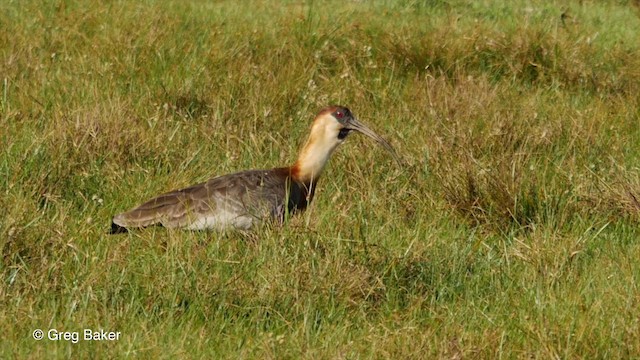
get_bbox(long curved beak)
[346,118,402,165]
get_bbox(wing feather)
[111,169,290,231]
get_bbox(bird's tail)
[108,222,129,235]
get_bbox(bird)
[109,105,399,234]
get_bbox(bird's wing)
[112,169,288,230]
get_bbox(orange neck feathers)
[289,115,343,184]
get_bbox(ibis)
[109,105,398,234]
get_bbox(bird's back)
[111,168,311,232]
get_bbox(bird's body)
[110,106,397,234]
[111,167,312,233]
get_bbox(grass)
[2,0,640,358]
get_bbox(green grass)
[2,0,640,358]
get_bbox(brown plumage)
[109,105,398,234]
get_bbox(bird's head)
[292,105,400,183]
[310,105,399,160]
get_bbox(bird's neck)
[290,131,339,184]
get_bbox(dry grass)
[2,0,640,358]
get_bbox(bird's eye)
[336,111,344,119]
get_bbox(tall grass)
[2,0,640,358]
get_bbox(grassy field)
[2,0,640,358]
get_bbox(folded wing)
[111,169,290,231]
